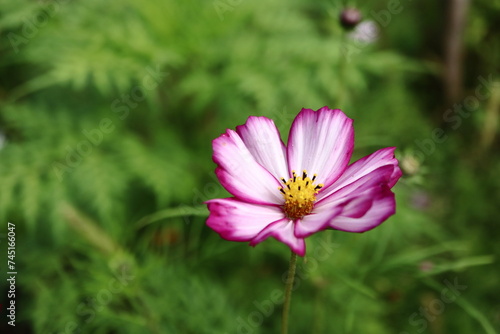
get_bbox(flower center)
[279,170,323,220]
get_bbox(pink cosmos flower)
[206,107,402,256]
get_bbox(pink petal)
[236,116,288,181]
[336,193,375,218]
[317,165,394,205]
[250,219,306,256]
[213,129,283,205]
[303,164,395,231]
[293,174,382,239]
[328,187,396,232]
[293,202,345,238]
[206,198,285,241]
[287,107,354,188]
[318,147,401,200]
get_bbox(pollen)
[279,170,323,220]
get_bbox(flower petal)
[236,116,288,180]
[328,186,396,232]
[293,202,346,238]
[318,164,396,205]
[206,198,285,241]
[336,193,375,218]
[318,147,401,200]
[213,129,283,205]
[294,172,384,239]
[250,219,306,256]
[287,107,354,188]
[311,163,397,232]
[301,164,393,230]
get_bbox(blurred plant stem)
[61,202,162,334]
[337,33,350,108]
[424,278,497,334]
[136,205,209,228]
[61,202,121,256]
[443,0,470,105]
[282,251,297,334]
[480,81,500,151]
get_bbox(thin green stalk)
[281,251,297,334]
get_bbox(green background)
[0,0,499,333]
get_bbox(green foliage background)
[0,0,499,333]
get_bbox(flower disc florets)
[279,170,323,219]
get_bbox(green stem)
[281,251,298,334]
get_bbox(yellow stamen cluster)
[279,170,323,220]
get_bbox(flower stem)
[281,251,297,334]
